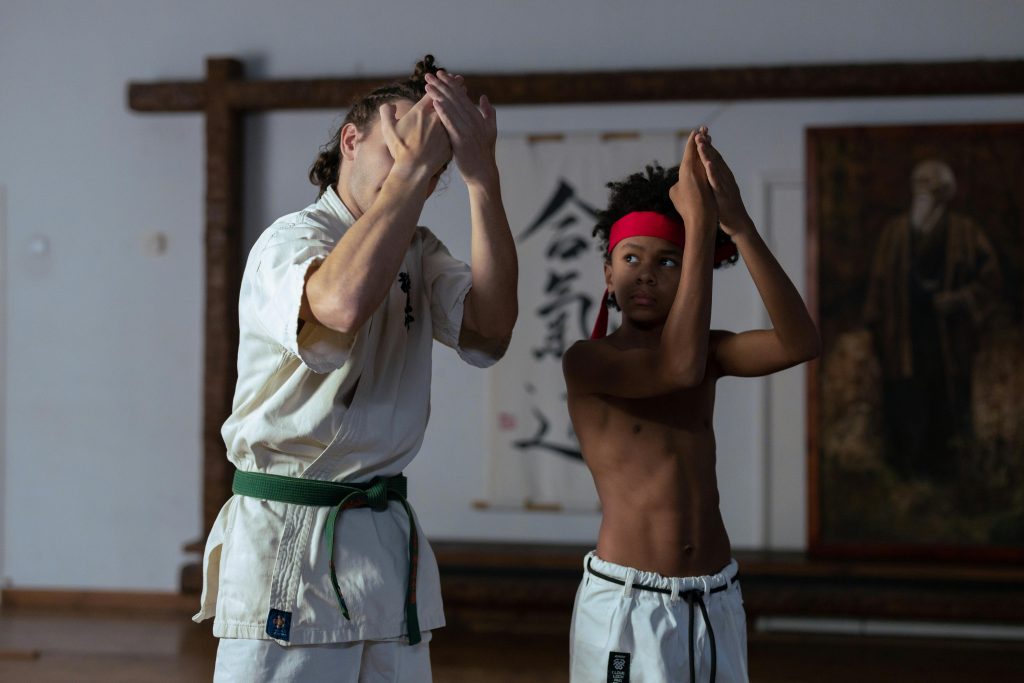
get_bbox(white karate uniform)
[194,187,501,679]
[570,551,749,683]
[213,633,433,683]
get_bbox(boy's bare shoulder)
[562,338,613,380]
[563,337,613,359]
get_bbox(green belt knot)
[364,478,390,511]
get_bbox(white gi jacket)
[193,187,499,644]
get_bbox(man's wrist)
[387,160,439,187]
[463,161,501,193]
[465,174,501,199]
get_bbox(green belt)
[232,469,422,645]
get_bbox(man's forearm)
[464,177,518,340]
[307,166,436,333]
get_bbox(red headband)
[607,211,685,254]
[591,211,685,339]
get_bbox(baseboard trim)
[0,588,197,614]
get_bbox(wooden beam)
[129,59,1024,113]
[201,58,244,542]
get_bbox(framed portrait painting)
[807,122,1024,562]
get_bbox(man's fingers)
[426,72,478,128]
[479,94,495,120]
[449,72,467,93]
[426,75,483,135]
[425,71,466,103]
[379,103,397,132]
[425,82,467,116]
[429,96,462,143]
[478,95,498,137]
[482,96,497,138]
[436,70,468,94]
[429,88,474,133]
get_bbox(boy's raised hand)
[670,130,718,236]
[695,127,753,237]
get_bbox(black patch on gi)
[607,651,631,682]
[266,608,292,641]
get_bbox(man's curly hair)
[593,162,739,268]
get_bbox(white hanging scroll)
[486,131,681,511]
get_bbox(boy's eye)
[624,254,639,263]
[660,257,679,267]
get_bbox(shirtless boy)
[562,128,819,683]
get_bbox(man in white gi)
[193,55,517,682]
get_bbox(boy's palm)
[697,134,752,235]
[670,131,717,232]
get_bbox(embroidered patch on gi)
[398,272,414,330]
[266,609,292,641]
[607,651,631,683]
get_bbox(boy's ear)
[603,261,613,289]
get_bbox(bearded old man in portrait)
[863,159,1003,481]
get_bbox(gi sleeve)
[419,227,503,368]
[249,223,357,374]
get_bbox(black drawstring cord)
[685,590,717,683]
[696,591,717,683]
[687,592,697,683]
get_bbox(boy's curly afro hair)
[593,162,738,268]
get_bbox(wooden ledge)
[432,542,1024,630]
[0,588,196,615]
[433,542,1024,583]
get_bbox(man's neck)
[334,181,364,220]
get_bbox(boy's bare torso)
[567,336,732,579]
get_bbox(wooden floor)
[2,605,1023,682]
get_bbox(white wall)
[1,0,1022,591]
[1,185,7,595]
